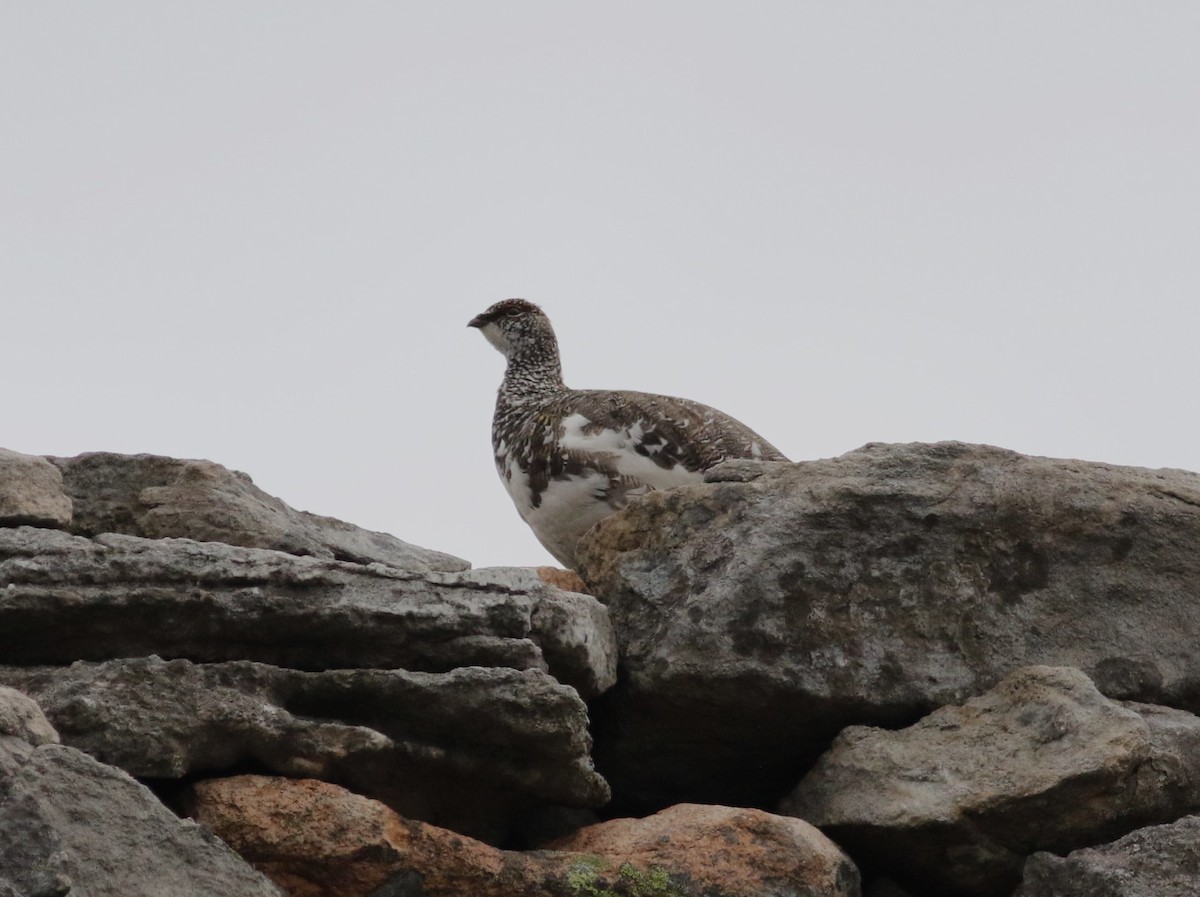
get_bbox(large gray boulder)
[49,451,467,573]
[576,442,1200,811]
[781,666,1200,897]
[0,526,615,699]
[0,448,72,528]
[0,657,609,843]
[1014,815,1200,897]
[0,688,282,897]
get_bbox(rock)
[536,566,590,594]
[0,526,616,699]
[186,775,511,897]
[550,803,862,897]
[0,690,281,897]
[780,666,1200,897]
[49,451,467,573]
[575,442,1200,811]
[186,775,861,897]
[0,684,58,746]
[0,454,618,845]
[0,656,609,842]
[0,448,72,528]
[1014,815,1200,896]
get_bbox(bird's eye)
[506,308,523,317]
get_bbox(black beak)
[467,313,489,328]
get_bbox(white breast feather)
[523,471,613,564]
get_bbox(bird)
[468,299,789,569]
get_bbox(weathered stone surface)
[0,448,72,528]
[1015,815,1200,897]
[49,451,468,573]
[0,526,616,699]
[186,775,861,897]
[781,666,1200,897]
[0,691,281,897]
[0,684,58,746]
[550,803,862,897]
[0,656,609,842]
[576,442,1200,811]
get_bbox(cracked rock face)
[1014,815,1200,897]
[0,688,282,897]
[0,527,615,700]
[0,657,609,841]
[576,442,1200,813]
[0,529,616,841]
[781,666,1200,897]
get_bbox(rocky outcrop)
[0,447,616,845]
[50,451,467,573]
[8,440,1200,893]
[0,657,607,840]
[781,666,1200,896]
[0,687,282,897]
[577,441,1200,812]
[1014,815,1200,896]
[187,775,861,897]
[0,527,614,698]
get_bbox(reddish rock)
[536,566,591,595]
[552,803,861,897]
[186,775,507,897]
[187,776,860,897]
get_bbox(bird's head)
[467,298,555,361]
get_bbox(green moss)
[566,859,684,897]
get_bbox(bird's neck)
[500,345,567,402]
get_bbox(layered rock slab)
[0,656,608,842]
[781,666,1200,897]
[576,441,1200,811]
[1014,815,1200,897]
[49,451,467,573]
[0,526,615,699]
[186,775,861,897]
[0,688,282,897]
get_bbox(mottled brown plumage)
[469,299,787,567]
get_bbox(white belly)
[522,471,619,567]
[499,450,702,568]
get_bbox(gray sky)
[4,4,1198,568]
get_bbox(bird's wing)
[565,389,789,474]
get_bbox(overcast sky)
[4,4,1198,568]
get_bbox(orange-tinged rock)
[187,775,860,897]
[536,566,591,595]
[552,803,860,896]
[185,776,508,897]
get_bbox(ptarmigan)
[468,299,788,568]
